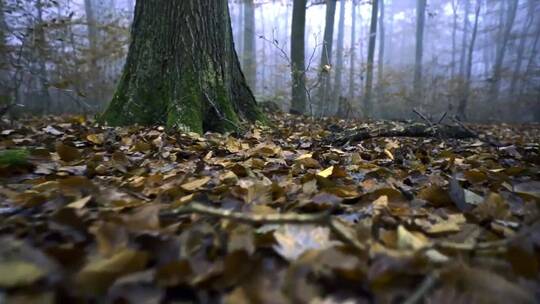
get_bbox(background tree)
[413,0,426,105]
[332,0,346,114]
[457,0,481,118]
[243,0,256,90]
[363,0,378,116]
[101,0,263,133]
[348,0,358,101]
[290,0,307,114]
[489,0,518,101]
[377,0,385,84]
[316,0,336,116]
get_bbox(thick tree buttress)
[102,0,263,133]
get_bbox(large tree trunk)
[489,0,518,101]
[332,0,346,114]
[363,0,378,117]
[242,0,256,91]
[101,0,263,133]
[290,0,307,114]
[316,0,336,116]
[413,0,426,106]
[457,0,481,119]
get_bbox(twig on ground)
[437,112,448,124]
[403,272,439,304]
[168,202,366,252]
[413,109,434,128]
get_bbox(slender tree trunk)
[377,0,385,84]
[348,1,357,100]
[457,0,481,119]
[509,0,534,97]
[243,0,256,91]
[332,0,346,114]
[363,0,378,117]
[317,0,337,116]
[235,1,244,57]
[489,0,518,101]
[459,0,470,77]
[386,0,394,66]
[413,0,426,105]
[84,0,101,103]
[260,5,267,96]
[0,0,10,104]
[450,0,458,79]
[520,26,540,95]
[102,0,263,133]
[35,0,52,114]
[290,0,307,114]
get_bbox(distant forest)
[0,0,538,122]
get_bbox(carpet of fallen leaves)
[0,113,539,303]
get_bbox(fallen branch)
[167,202,366,252]
[328,123,474,146]
[451,116,502,147]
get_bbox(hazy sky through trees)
[0,0,538,121]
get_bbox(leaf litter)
[0,113,539,303]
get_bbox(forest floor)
[0,113,539,303]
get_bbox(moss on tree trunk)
[101,0,263,133]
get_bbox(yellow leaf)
[86,134,104,145]
[66,195,92,209]
[383,149,394,160]
[76,249,148,294]
[397,225,430,251]
[0,261,45,288]
[181,176,211,191]
[295,153,313,161]
[317,166,334,178]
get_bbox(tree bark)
[290,0,307,114]
[242,0,256,91]
[489,0,518,101]
[332,0,346,114]
[316,0,337,116]
[457,0,481,118]
[101,0,263,133]
[413,0,426,106]
[363,0,378,117]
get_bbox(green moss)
[0,149,29,167]
[166,80,203,134]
